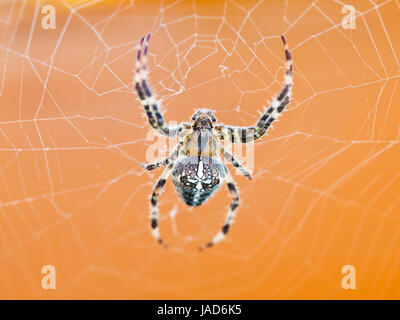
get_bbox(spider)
[134,34,293,250]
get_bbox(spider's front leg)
[134,33,185,137]
[199,165,239,251]
[216,35,293,143]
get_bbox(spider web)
[0,0,399,299]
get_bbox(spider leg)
[218,143,252,179]
[199,165,239,250]
[216,35,293,143]
[149,162,174,248]
[134,33,185,137]
[140,141,183,171]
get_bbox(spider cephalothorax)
[191,109,217,128]
[135,33,293,250]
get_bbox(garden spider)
[135,34,293,250]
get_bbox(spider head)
[191,109,217,130]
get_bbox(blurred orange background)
[0,0,399,299]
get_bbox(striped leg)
[134,33,183,137]
[150,163,174,247]
[140,142,183,171]
[219,144,252,179]
[216,35,293,143]
[199,165,239,250]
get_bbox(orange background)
[0,0,399,299]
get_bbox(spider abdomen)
[172,156,225,206]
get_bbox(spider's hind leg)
[219,143,252,179]
[149,163,174,247]
[199,165,239,250]
[140,142,183,171]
